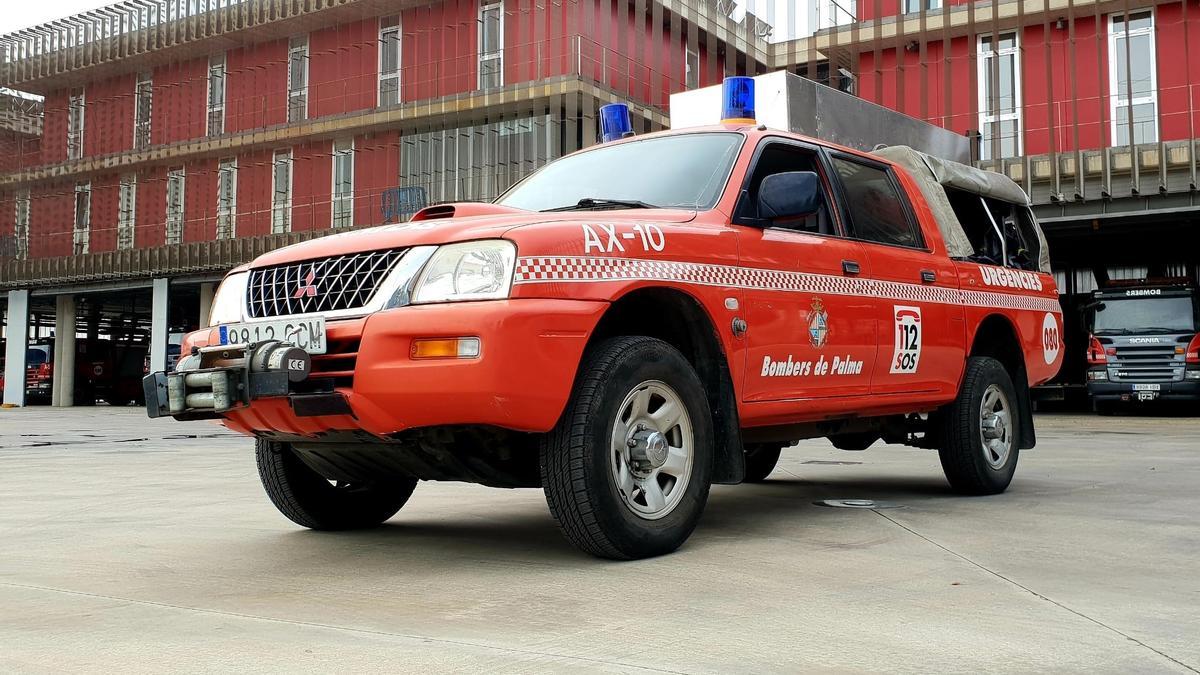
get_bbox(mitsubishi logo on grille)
[293,269,319,299]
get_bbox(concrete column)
[52,294,77,407]
[149,277,170,373]
[198,282,215,329]
[3,290,30,407]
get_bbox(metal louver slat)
[246,248,406,319]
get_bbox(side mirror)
[758,171,823,221]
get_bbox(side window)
[737,142,838,236]
[945,188,1039,271]
[831,157,922,248]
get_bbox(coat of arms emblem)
[807,297,829,348]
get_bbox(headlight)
[208,272,248,326]
[411,240,516,304]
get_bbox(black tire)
[828,432,879,451]
[937,356,1020,495]
[539,336,714,560]
[742,444,782,483]
[255,439,417,530]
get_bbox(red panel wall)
[227,40,289,134]
[291,140,332,232]
[402,0,477,102]
[41,91,70,164]
[153,57,208,145]
[29,184,73,258]
[87,174,119,254]
[1156,0,1200,142]
[184,159,217,242]
[84,74,136,158]
[309,19,379,118]
[136,167,167,249]
[354,131,400,227]
[235,149,274,237]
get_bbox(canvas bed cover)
[874,145,1051,274]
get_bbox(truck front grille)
[246,249,405,318]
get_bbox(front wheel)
[256,439,417,530]
[937,356,1020,495]
[540,336,714,560]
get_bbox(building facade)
[2,0,1200,404]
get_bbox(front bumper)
[1087,379,1200,402]
[151,299,607,438]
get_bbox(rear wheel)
[255,439,417,530]
[742,444,782,483]
[540,336,713,560]
[937,356,1020,495]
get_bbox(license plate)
[1132,384,1161,392]
[1136,391,1158,401]
[218,317,326,354]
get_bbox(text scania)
[979,265,1043,291]
[761,354,864,377]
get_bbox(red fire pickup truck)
[145,124,1062,559]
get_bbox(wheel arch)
[586,286,745,484]
[968,314,1036,449]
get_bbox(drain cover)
[802,460,862,465]
[814,499,905,509]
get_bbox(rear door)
[736,138,877,403]
[827,153,965,401]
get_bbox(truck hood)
[250,208,699,268]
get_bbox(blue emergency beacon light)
[721,76,756,125]
[599,103,634,143]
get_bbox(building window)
[379,16,401,106]
[117,174,137,250]
[217,158,237,239]
[207,54,226,136]
[977,32,1022,160]
[685,47,699,89]
[1109,10,1157,146]
[288,36,309,123]
[332,139,354,228]
[73,182,91,255]
[67,88,85,160]
[165,167,185,245]
[272,149,293,234]
[134,72,152,150]
[903,0,941,13]
[478,0,503,90]
[14,188,30,261]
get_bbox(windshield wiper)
[541,198,659,212]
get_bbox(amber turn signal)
[410,337,481,359]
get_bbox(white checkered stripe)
[515,256,1062,313]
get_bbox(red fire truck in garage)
[145,83,1062,559]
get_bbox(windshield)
[1093,296,1199,334]
[497,133,743,212]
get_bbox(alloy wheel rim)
[979,383,1013,470]
[609,380,694,520]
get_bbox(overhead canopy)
[874,145,1051,273]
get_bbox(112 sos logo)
[890,306,922,374]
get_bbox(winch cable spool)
[164,341,310,414]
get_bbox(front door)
[736,139,878,404]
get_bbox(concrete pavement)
[0,408,1197,673]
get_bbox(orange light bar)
[410,337,481,359]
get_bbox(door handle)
[920,269,937,283]
[842,260,861,276]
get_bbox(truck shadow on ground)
[274,474,961,564]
